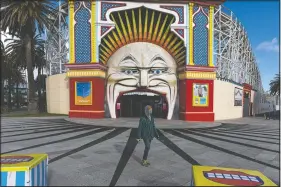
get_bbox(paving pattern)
[1,117,280,186]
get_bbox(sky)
[1,1,279,90]
[223,0,280,91]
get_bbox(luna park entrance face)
[116,94,168,119]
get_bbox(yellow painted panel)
[178,71,216,80]
[91,1,97,63]
[189,3,194,66]
[69,1,75,63]
[208,6,214,67]
[192,83,209,107]
[66,70,106,78]
[192,165,277,186]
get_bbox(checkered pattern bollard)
[191,165,277,186]
[1,154,48,186]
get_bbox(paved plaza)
[1,117,280,186]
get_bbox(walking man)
[137,105,159,167]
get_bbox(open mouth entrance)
[115,91,168,118]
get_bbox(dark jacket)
[137,116,159,140]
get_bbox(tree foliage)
[269,74,280,96]
[0,0,56,113]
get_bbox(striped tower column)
[208,6,214,67]
[69,0,75,64]
[66,0,106,119]
[91,1,98,63]
[179,4,216,122]
[188,2,194,66]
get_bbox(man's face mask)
[149,109,152,114]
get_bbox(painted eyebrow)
[153,56,166,62]
[150,55,167,67]
[150,55,166,63]
[119,55,139,66]
[122,56,135,62]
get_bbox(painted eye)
[151,69,163,74]
[125,70,133,75]
[123,69,138,75]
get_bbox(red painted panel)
[69,111,105,119]
[69,77,105,113]
[243,83,252,90]
[179,79,215,122]
[179,80,187,112]
[180,112,214,122]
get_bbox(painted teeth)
[206,173,260,182]
[123,92,159,96]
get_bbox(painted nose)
[139,70,148,87]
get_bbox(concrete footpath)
[63,117,272,129]
[64,117,222,129]
[2,117,279,186]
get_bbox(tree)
[1,40,7,109]
[5,33,47,111]
[1,40,25,111]
[269,74,280,96]
[34,37,47,112]
[0,0,55,113]
[36,74,47,112]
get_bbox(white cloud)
[256,38,279,52]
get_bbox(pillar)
[66,0,105,119]
[66,65,106,118]
[179,69,216,121]
[179,4,216,122]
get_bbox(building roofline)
[100,0,225,6]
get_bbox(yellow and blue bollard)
[191,165,277,186]
[1,153,48,186]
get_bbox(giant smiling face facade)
[106,42,177,119]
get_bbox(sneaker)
[142,160,149,166]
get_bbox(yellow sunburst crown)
[99,7,186,66]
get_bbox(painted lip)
[203,169,264,186]
[1,156,34,165]
[119,88,166,96]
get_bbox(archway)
[99,7,186,119]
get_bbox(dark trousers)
[143,138,152,160]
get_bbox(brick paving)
[1,117,279,186]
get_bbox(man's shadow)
[114,143,142,165]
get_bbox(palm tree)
[1,41,25,111]
[1,40,7,109]
[36,74,47,112]
[34,38,47,112]
[1,0,56,113]
[6,56,25,111]
[5,33,47,111]
[269,74,280,96]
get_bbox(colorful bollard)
[191,165,277,186]
[1,154,48,186]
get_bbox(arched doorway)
[116,91,168,118]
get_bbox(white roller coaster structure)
[46,1,263,93]
[45,0,68,75]
[214,6,263,92]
